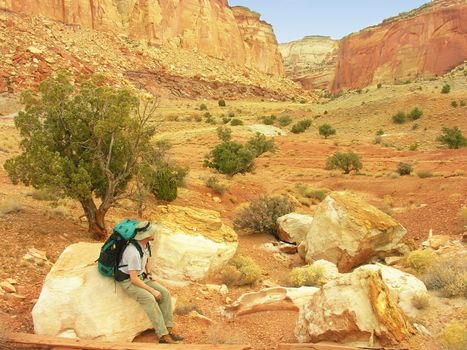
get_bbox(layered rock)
[149,205,238,281]
[32,243,152,342]
[279,36,338,90]
[0,0,283,75]
[276,212,313,244]
[302,191,407,272]
[295,268,415,346]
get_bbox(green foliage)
[3,73,156,236]
[412,123,419,130]
[234,195,294,238]
[278,115,292,126]
[289,264,325,287]
[423,257,467,298]
[291,118,312,134]
[437,321,467,350]
[376,129,385,136]
[204,112,216,124]
[151,165,178,202]
[397,162,413,176]
[205,176,227,195]
[230,118,243,126]
[246,132,275,157]
[437,127,467,149]
[460,100,466,107]
[200,103,208,110]
[261,115,276,125]
[408,107,423,120]
[377,83,382,89]
[406,249,438,273]
[409,143,419,151]
[326,151,362,174]
[441,84,451,94]
[392,111,407,124]
[221,254,261,286]
[451,100,458,108]
[216,126,232,142]
[204,141,255,176]
[296,184,329,202]
[218,99,226,107]
[318,123,336,138]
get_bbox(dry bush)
[30,189,58,201]
[406,249,438,273]
[417,170,433,178]
[0,198,24,216]
[289,264,325,287]
[437,321,467,350]
[423,257,467,298]
[296,184,330,202]
[411,292,430,310]
[45,206,69,219]
[219,254,261,287]
[205,176,227,195]
[206,324,244,345]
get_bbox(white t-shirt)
[118,242,151,276]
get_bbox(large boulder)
[303,191,407,272]
[295,268,415,346]
[277,213,313,244]
[149,205,238,281]
[32,243,152,342]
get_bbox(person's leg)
[119,280,169,337]
[144,279,174,328]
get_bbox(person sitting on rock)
[116,221,184,344]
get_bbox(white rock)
[277,212,313,244]
[248,124,286,136]
[0,281,16,293]
[27,46,43,55]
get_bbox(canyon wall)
[0,0,283,75]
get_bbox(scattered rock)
[27,46,43,55]
[278,242,298,254]
[22,248,53,267]
[188,310,214,325]
[0,281,16,293]
[277,212,313,244]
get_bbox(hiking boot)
[159,335,177,344]
[169,332,184,342]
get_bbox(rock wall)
[279,36,338,90]
[0,0,283,75]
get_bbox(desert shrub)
[297,184,329,202]
[31,189,58,201]
[318,123,336,139]
[417,170,433,178]
[451,101,458,108]
[460,100,466,107]
[220,254,261,286]
[376,129,385,136]
[326,151,362,174]
[278,115,292,126]
[200,103,208,110]
[408,107,423,120]
[289,265,325,287]
[374,135,383,144]
[234,195,294,237]
[412,123,420,130]
[230,118,243,126]
[193,114,202,122]
[397,162,413,176]
[204,112,216,124]
[441,84,451,94]
[409,143,419,151]
[291,118,312,134]
[377,83,382,89]
[411,292,430,310]
[423,257,467,298]
[392,111,407,124]
[166,114,179,122]
[205,176,227,195]
[151,165,178,202]
[437,127,467,149]
[46,205,69,219]
[0,198,24,216]
[261,115,276,125]
[222,116,231,124]
[406,249,438,273]
[216,126,232,142]
[218,99,226,107]
[437,321,467,350]
[204,141,255,176]
[246,133,275,157]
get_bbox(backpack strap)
[130,239,144,258]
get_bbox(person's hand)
[147,272,156,281]
[151,289,162,299]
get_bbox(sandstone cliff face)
[279,36,338,90]
[332,0,467,92]
[0,0,283,75]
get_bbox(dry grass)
[205,176,227,195]
[406,249,438,273]
[423,257,467,298]
[30,189,58,201]
[219,254,261,287]
[45,206,69,219]
[289,264,325,287]
[0,198,24,216]
[437,320,467,350]
[411,292,430,310]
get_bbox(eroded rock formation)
[0,0,283,75]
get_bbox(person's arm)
[129,270,161,299]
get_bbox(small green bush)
[460,100,466,107]
[408,107,423,120]
[318,123,336,139]
[234,195,294,238]
[230,118,243,126]
[326,151,362,174]
[376,129,385,136]
[246,133,275,157]
[289,265,325,287]
[397,162,413,176]
[152,165,178,202]
[204,141,255,176]
[278,115,292,126]
[222,116,231,124]
[221,254,261,286]
[291,119,312,134]
[217,126,232,142]
[297,184,329,202]
[451,100,458,108]
[423,257,466,298]
[205,176,227,195]
[412,123,419,130]
[261,115,276,125]
[406,249,438,273]
[377,83,382,89]
[31,189,58,201]
[437,321,467,350]
[218,99,226,107]
[392,112,407,124]
[200,103,208,110]
[409,143,419,151]
[441,84,451,94]
[437,127,467,149]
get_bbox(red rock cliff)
[0,0,284,75]
[332,0,467,92]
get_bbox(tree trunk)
[80,197,107,240]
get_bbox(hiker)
[116,221,183,344]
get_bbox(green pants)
[119,277,173,336]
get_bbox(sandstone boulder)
[149,205,238,281]
[303,191,407,272]
[32,243,152,342]
[295,268,415,346]
[277,212,313,244]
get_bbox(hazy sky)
[228,1,430,43]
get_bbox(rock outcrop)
[279,36,338,90]
[295,268,415,346]
[302,192,407,272]
[0,0,283,75]
[149,205,238,281]
[276,212,313,244]
[32,243,152,342]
